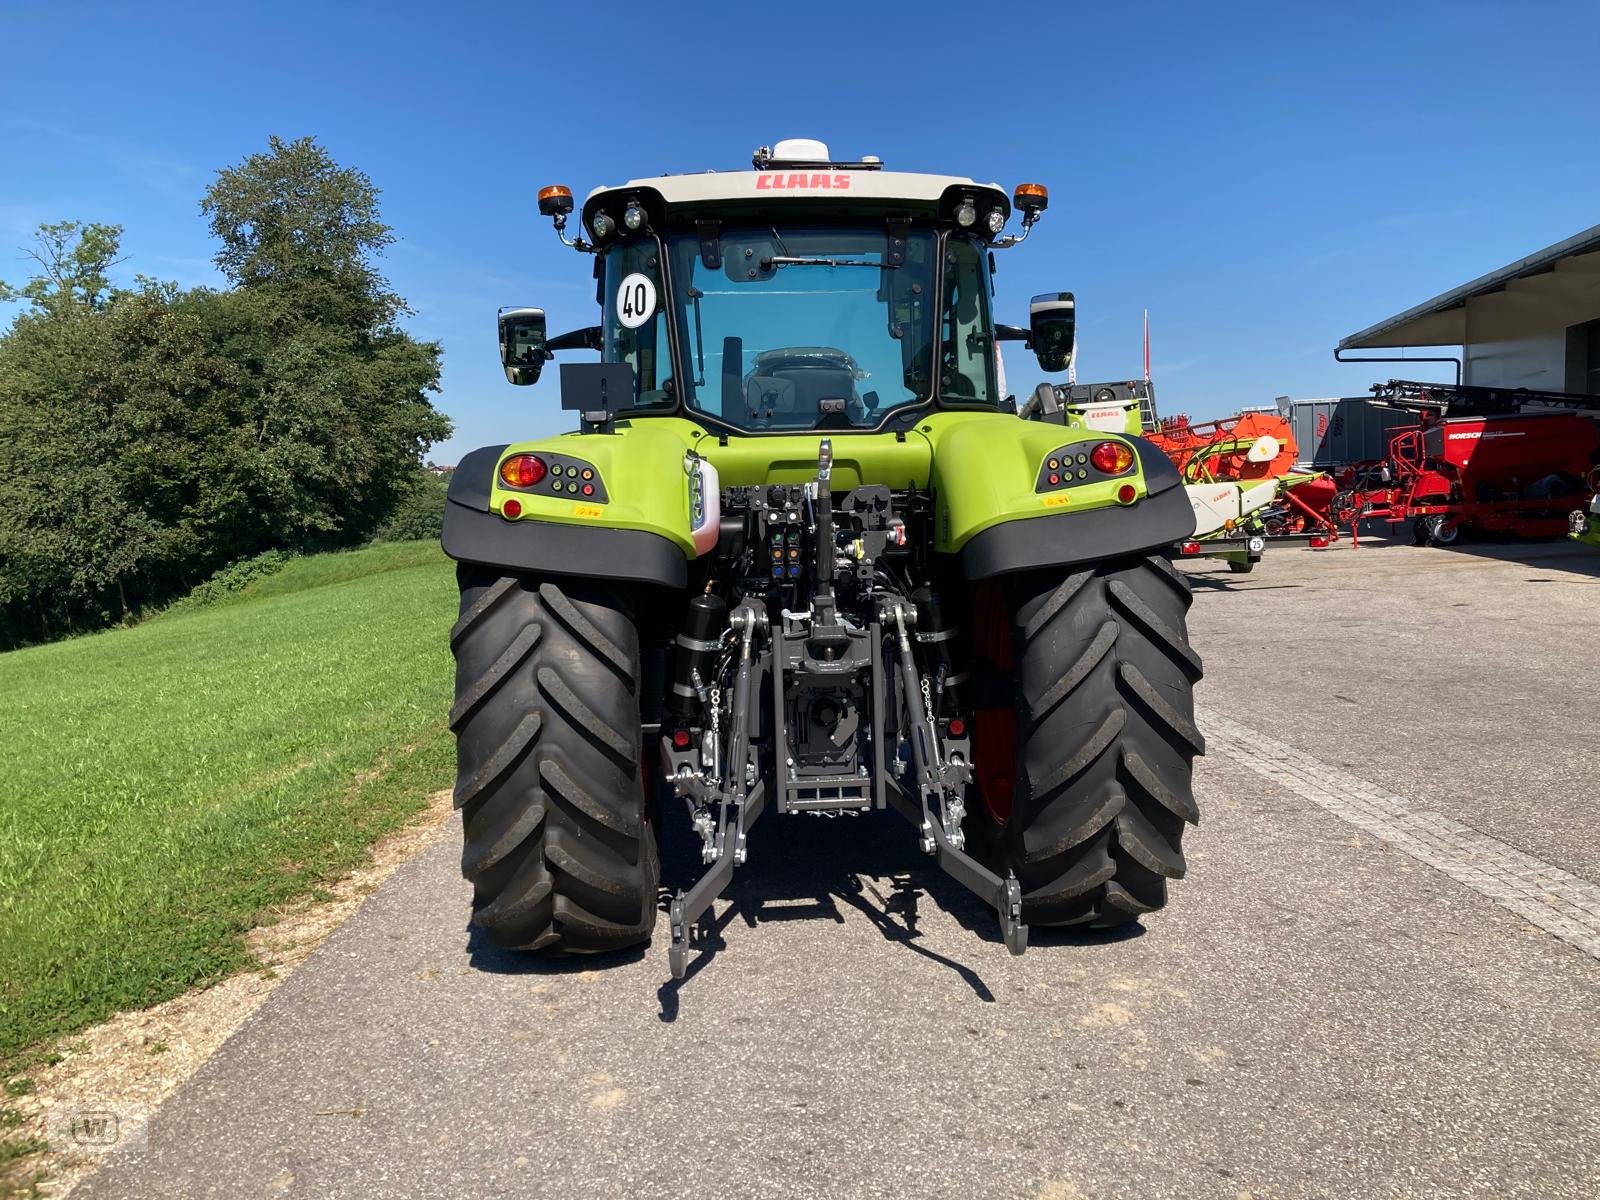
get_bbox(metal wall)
[1277,397,1415,467]
[1461,253,1600,390]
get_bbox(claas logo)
[755,173,853,191]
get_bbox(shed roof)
[1340,223,1600,349]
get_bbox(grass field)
[0,540,458,1064]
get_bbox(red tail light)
[1179,540,1202,556]
[947,717,967,738]
[671,728,692,750]
[499,454,547,489]
[1115,483,1137,504]
[1090,441,1135,475]
[502,498,522,519]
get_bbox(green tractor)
[443,141,1202,977]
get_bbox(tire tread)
[992,555,1201,927]
[451,571,658,954]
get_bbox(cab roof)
[582,168,1012,231]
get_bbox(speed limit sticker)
[616,272,656,329]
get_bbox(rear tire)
[1227,559,1254,574]
[979,555,1203,928]
[450,568,659,953]
[1425,516,1460,546]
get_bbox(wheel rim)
[970,580,1017,826]
[638,750,653,824]
[973,706,1017,825]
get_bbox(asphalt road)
[80,539,1600,1200]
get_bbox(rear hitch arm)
[883,601,1027,956]
[668,602,768,979]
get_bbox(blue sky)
[3,1,1598,459]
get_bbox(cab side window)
[940,239,996,404]
[602,241,674,408]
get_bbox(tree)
[198,135,449,544]
[0,221,125,316]
[374,467,449,542]
[0,137,450,648]
[0,266,225,640]
[201,135,396,300]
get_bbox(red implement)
[1147,411,1300,482]
[1149,411,1344,539]
[1340,410,1599,543]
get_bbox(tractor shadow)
[1183,575,1303,593]
[1428,534,1600,579]
[462,800,1150,1018]
[652,806,1142,1020]
[464,924,648,975]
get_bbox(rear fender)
[441,425,701,588]
[922,412,1194,578]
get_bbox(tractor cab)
[499,140,1061,435]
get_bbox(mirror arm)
[995,324,1031,345]
[547,326,603,354]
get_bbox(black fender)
[441,444,688,589]
[959,436,1196,579]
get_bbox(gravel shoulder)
[8,790,454,1199]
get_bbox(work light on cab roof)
[533,140,1048,256]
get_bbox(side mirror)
[499,307,548,386]
[1029,292,1075,373]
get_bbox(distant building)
[1339,223,1600,395]
[1275,395,1415,468]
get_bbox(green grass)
[0,541,457,1063]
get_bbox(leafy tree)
[374,468,449,542]
[0,137,451,649]
[0,221,125,316]
[201,135,396,300]
[199,135,450,541]
[0,266,227,637]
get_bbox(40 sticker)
[616,273,656,329]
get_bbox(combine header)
[1147,410,1342,571]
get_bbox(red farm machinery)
[1334,380,1600,546]
[1147,411,1344,569]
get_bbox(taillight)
[1115,483,1137,504]
[1179,540,1202,556]
[499,454,547,488]
[502,498,522,519]
[671,728,692,750]
[1090,441,1135,475]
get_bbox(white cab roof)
[584,169,1008,213]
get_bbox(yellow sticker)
[572,504,604,519]
[1040,494,1071,508]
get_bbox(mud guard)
[442,445,688,588]
[959,440,1195,579]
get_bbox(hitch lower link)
[668,602,766,979]
[883,601,1027,957]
